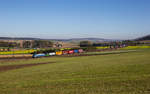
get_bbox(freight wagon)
[49,52,56,56]
[68,50,74,54]
[56,51,63,55]
[62,50,69,55]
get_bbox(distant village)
[0,39,79,51]
[0,35,150,52]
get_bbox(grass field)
[0,48,150,94]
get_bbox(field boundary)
[0,62,54,72]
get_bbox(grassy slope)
[0,49,150,94]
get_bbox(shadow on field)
[0,62,54,72]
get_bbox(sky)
[0,0,150,39]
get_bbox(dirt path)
[0,54,32,59]
[0,62,53,72]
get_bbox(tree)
[23,41,32,48]
[80,41,92,47]
[122,40,137,46]
[33,40,53,48]
[0,41,19,48]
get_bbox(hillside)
[0,37,40,40]
[135,35,150,41]
[0,37,116,42]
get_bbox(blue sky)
[0,0,150,39]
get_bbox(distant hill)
[0,37,117,42]
[49,38,114,42]
[135,35,150,41]
[0,37,41,40]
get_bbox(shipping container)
[63,50,69,55]
[68,50,74,54]
[49,52,56,56]
[78,49,83,53]
[74,49,79,53]
[56,51,63,55]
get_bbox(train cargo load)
[68,50,74,54]
[74,49,79,53]
[78,49,84,53]
[63,50,69,55]
[49,52,56,56]
[56,51,63,55]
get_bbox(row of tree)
[0,41,20,48]
[79,40,149,47]
[79,41,123,47]
[23,40,53,48]
[0,40,53,48]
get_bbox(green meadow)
[0,48,150,94]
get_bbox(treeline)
[0,42,20,48]
[79,41,124,47]
[0,40,53,48]
[23,40,53,48]
[79,40,150,47]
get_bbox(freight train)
[32,49,84,58]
